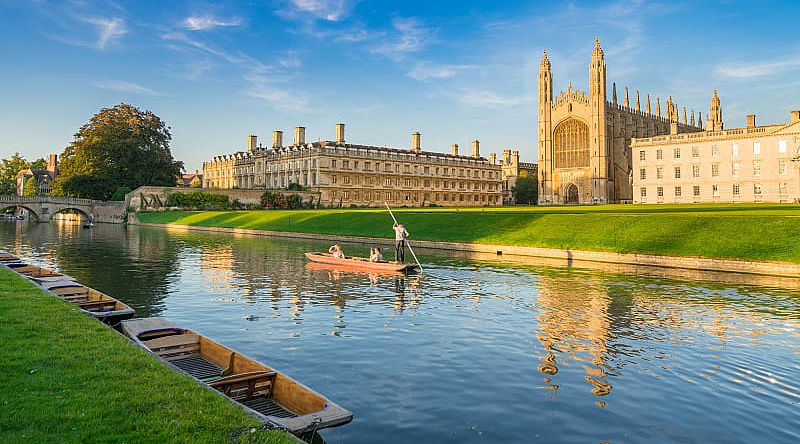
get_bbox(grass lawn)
[138,204,800,263]
[0,267,297,444]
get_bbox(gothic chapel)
[537,38,702,204]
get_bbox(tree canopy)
[51,103,183,200]
[511,171,538,205]
[22,176,39,196]
[0,153,47,195]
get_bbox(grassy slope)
[138,204,800,263]
[0,268,296,444]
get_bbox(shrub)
[261,191,304,209]
[110,186,132,201]
[164,190,229,210]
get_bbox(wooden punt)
[6,262,69,282]
[42,282,135,325]
[121,317,353,434]
[305,261,405,277]
[305,252,418,272]
[0,251,20,262]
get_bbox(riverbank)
[0,267,297,444]
[136,204,800,267]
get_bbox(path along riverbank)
[135,205,800,277]
[0,267,297,444]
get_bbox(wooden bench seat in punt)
[209,371,277,402]
[144,334,201,361]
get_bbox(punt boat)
[121,317,353,434]
[42,282,135,325]
[305,252,418,272]
[0,251,19,262]
[5,262,71,282]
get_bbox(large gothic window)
[553,118,590,169]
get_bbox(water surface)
[2,221,798,444]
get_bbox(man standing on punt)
[393,223,409,263]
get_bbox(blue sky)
[1,0,799,171]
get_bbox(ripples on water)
[2,221,799,444]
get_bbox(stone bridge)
[0,195,126,223]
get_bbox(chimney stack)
[502,149,511,165]
[272,130,283,148]
[746,114,757,128]
[335,123,345,144]
[472,139,480,158]
[411,132,421,152]
[451,144,459,156]
[247,135,258,151]
[489,153,496,165]
[47,154,58,174]
[791,110,800,123]
[294,126,306,145]
[512,150,520,166]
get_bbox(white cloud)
[94,79,165,96]
[279,51,302,69]
[286,0,350,22]
[715,56,800,79]
[372,17,432,61]
[447,89,531,109]
[183,15,241,31]
[408,63,474,81]
[83,17,127,49]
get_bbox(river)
[2,221,799,444]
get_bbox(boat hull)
[121,317,353,434]
[305,252,418,272]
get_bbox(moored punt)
[121,317,353,434]
[42,282,135,325]
[5,262,69,282]
[0,251,19,262]
[305,252,418,272]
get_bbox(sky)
[1,0,799,171]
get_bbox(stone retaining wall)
[132,219,800,278]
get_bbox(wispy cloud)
[334,28,370,43]
[183,15,241,31]
[83,17,127,49]
[94,79,165,96]
[283,0,351,22]
[408,63,474,81]
[162,32,309,112]
[715,55,800,79]
[371,17,433,61]
[446,89,531,109]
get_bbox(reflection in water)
[2,221,800,444]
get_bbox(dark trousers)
[395,240,406,262]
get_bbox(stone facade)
[16,154,58,196]
[632,104,800,204]
[498,149,538,204]
[537,38,701,205]
[203,124,504,207]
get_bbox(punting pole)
[384,202,423,272]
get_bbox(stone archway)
[0,205,40,222]
[565,184,579,205]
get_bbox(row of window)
[640,182,790,198]
[327,190,499,204]
[639,160,790,180]
[639,140,790,162]
[331,175,498,191]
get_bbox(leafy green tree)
[0,153,30,195]
[22,176,39,196]
[512,172,538,205]
[30,158,48,170]
[110,186,132,201]
[52,103,184,200]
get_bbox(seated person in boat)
[369,247,383,262]
[329,244,345,259]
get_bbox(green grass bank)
[0,267,297,444]
[138,204,800,263]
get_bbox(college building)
[537,38,702,205]
[203,124,505,207]
[632,98,800,204]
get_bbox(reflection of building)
[203,124,503,207]
[538,39,701,205]
[633,101,800,203]
[16,154,58,196]
[535,275,615,398]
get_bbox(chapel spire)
[705,88,724,131]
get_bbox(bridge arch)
[52,206,91,221]
[0,204,40,222]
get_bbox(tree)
[30,158,47,170]
[512,172,538,205]
[22,176,39,196]
[51,103,184,200]
[0,153,30,195]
